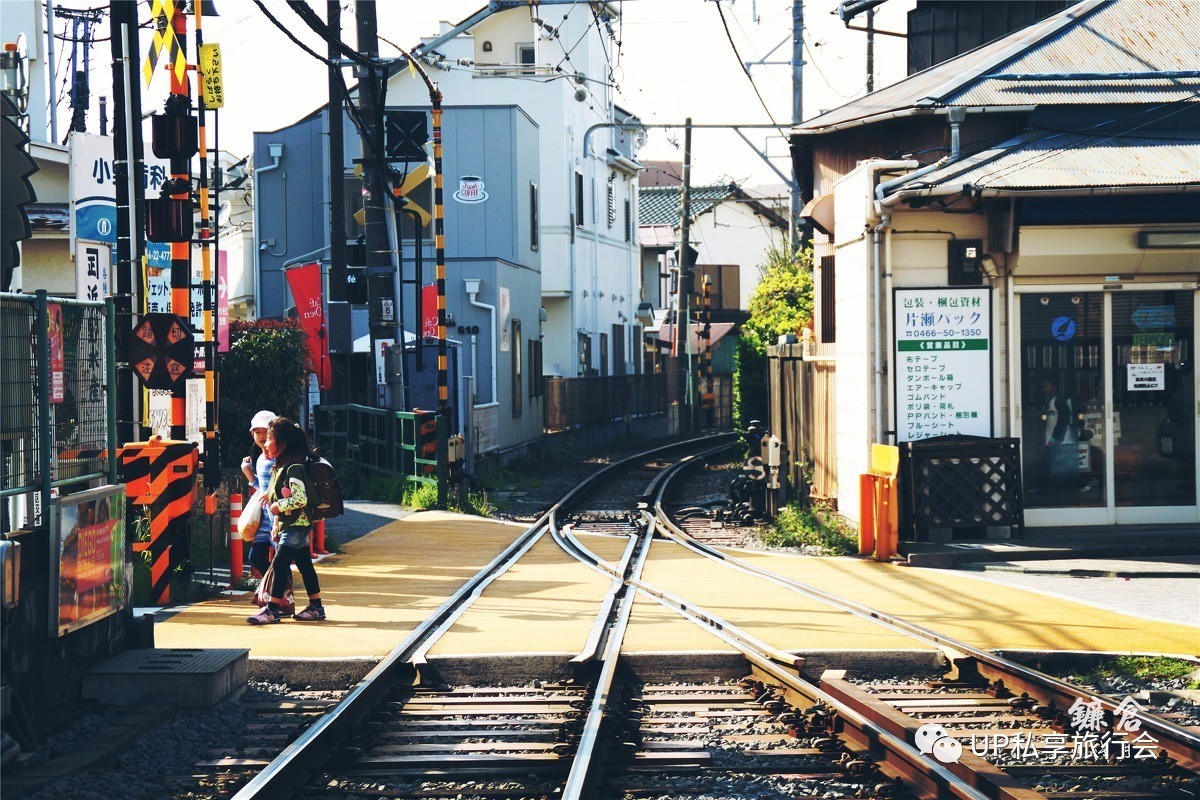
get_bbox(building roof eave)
[885,182,1200,206]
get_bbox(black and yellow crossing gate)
[120,438,198,604]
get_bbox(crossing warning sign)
[129,313,194,389]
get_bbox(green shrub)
[1096,656,1200,688]
[760,502,856,555]
[402,480,440,509]
[734,245,814,428]
[218,320,310,468]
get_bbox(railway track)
[216,434,733,799]
[630,449,1200,800]
[43,438,1191,800]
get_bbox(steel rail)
[231,517,551,799]
[552,446,995,800]
[652,481,1200,773]
[552,443,802,670]
[559,511,654,800]
[232,433,731,799]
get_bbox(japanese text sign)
[894,287,992,442]
[198,43,224,109]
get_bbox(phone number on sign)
[907,329,982,338]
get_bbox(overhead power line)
[713,0,785,133]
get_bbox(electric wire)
[804,39,866,100]
[250,0,334,67]
[713,0,785,133]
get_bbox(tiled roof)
[889,129,1200,197]
[638,184,739,226]
[638,184,789,231]
[798,0,1200,135]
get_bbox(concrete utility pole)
[327,0,346,303]
[790,0,804,248]
[866,8,875,92]
[108,0,146,445]
[674,118,694,428]
[356,0,403,408]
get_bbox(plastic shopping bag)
[238,489,264,543]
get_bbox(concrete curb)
[960,562,1200,579]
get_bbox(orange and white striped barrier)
[228,493,243,586]
[312,519,328,556]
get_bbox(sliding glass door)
[1018,288,1198,525]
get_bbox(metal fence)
[1,291,116,534]
[768,338,837,501]
[313,404,447,490]
[543,373,672,431]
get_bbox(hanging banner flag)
[285,262,332,390]
[48,302,64,403]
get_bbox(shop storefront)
[1015,284,1198,526]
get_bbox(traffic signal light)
[417,410,438,475]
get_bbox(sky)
[42,0,914,186]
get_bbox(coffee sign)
[453,175,488,204]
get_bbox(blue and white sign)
[69,131,170,254]
[1051,316,1076,342]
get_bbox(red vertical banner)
[422,282,438,340]
[48,302,65,403]
[285,262,332,390]
[217,250,230,352]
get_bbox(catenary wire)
[713,0,785,133]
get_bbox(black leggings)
[248,540,272,577]
[270,544,321,602]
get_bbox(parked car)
[1158,379,1195,458]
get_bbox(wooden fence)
[544,373,670,431]
[767,339,837,500]
[542,363,733,434]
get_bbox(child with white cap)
[241,410,286,604]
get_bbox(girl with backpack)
[247,417,326,624]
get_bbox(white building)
[387,4,643,377]
[638,181,788,316]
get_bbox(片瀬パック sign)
[894,287,992,442]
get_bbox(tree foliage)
[741,245,814,354]
[218,319,309,468]
[733,245,815,428]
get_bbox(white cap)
[249,410,276,431]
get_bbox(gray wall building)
[253,104,543,453]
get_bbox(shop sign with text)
[894,287,992,442]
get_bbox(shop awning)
[800,193,834,236]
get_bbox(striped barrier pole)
[228,493,243,586]
[313,519,328,556]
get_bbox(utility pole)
[356,0,403,408]
[673,118,694,430]
[866,7,875,93]
[790,0,804,248]
[109,0,146,445]
[327,0,346,303]
[56,7,102,138]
